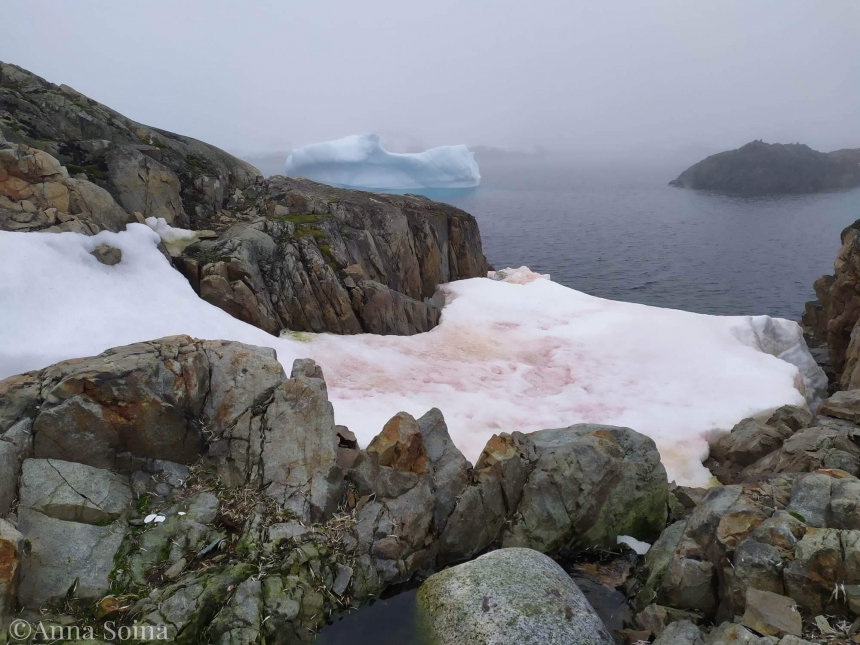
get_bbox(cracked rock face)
[259,359,345,523]
[435,424,668,566]
[178,177,490,336]
[1,61,491,339]
[20,459,132,524]
[16,458,131,607]
[707,407,860,485]
[804,219,860,387]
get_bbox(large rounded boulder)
[416,548,614,645]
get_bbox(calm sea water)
[436,156,860,321]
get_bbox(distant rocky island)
[670,140,860,196]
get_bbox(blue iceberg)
[284,134,481,191]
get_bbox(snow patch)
[0,227,826,487]
[617,535,651,554]
[145,216,199,256]
[284,134,481,190]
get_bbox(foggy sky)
[2,1,858,159]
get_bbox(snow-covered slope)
[284,134,481,190]
[0,226,825,486]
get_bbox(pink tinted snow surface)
[0,227,819,486]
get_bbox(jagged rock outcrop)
[670,140,860,196]
[705,400,860,484]
[0,336,280,472]
[636,469,860,623]
[0,62,491,337]
[177,176,491,335]
[0,139,134,233]
[804,219,860,388]
[738,415,860,481]
[0,336,666,641]
[436,426,668,564]
[0,61,261,230]
[17,459,130,607]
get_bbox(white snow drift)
[0,225,826,487]
[284,134,481,190]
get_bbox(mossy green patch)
[138,134,167,148]
[282,331,314,343]
[186,153,220,176]
[65,162,108,181]
[183,243,231,266]
[136,493,152,514]
[269,212,330,226]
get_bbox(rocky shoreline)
[3,59,860,644]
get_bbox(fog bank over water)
[2,1,858,158]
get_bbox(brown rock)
[636,603,702,638]
[0,142,130,234]
[0,336,287,474]
[805,222,860,385]
[818,390,860,421]
[91,243,122,266]
[105,146,183,224]
[660,556,718,615]
[0,61,261,231]
[366,412,428,474]
[740,418,860,479]
[784,528,844,614]
[741,588,802,637]
[0,519,24,629]
[176,177,490,337]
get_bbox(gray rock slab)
[20,458,132,524]
[17,507,126,607]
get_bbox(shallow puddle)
[314,589,425,645]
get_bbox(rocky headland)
[0,60,490,337]
[3,60,860,644]
[670,140,860,196]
